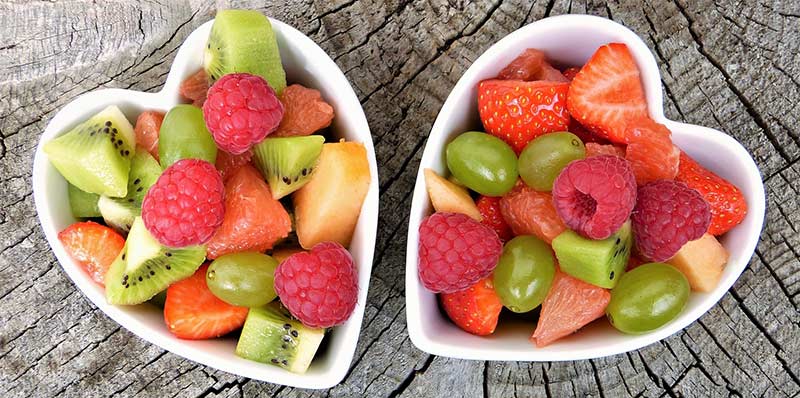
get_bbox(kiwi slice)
[105,217,206,305]
[253,136,324,199]
[98,149,162,233]
[68,183,101,218]
[204,9,286,93]
[552,221,632,289]
[44,105,136,197]
[236,302,325,373]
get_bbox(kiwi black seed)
[552,221,632,289]
[43,105,136,198]
[253,136,325,200]
[97,149,161,234]
[105,217,205,305]
[235,303,325,373]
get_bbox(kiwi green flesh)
[235,302,325,373]
[68,183,101,218]
[253,136,324,199]
[553,221,632,289]
[44,105,136,197]
[105,217,206,305]
[98,149,162,233]
[204,9,286,93]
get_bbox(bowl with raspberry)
[32,10,378,388]
[406,14,765,361]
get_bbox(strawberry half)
[476,195,513,242]
[478,79,570,154]
[567,43,648,144]
[58,221,125,286]
[440,277,503,336]
[676,152,747,235]
[164,264,249,339]
[624,117,680,185]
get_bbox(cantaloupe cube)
[667,233,729,292]
[424,168,482,221]
[293,142,370,249]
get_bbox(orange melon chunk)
[293,142,370,249]
[424,168,481,221]
[667,233,729,292]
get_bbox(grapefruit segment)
[531,270,611,347]
[206,165,292,259]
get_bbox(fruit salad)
[46,9,370,374]
[418,45,746,346]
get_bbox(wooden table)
[1,1,798,396]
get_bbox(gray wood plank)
[0,0,797,396]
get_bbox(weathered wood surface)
[0,0,798,396]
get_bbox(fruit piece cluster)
[49,9,370,375]
[419,43,746,346]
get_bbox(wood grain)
[1,0,798,396]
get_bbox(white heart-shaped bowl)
[32,18,379,389]
[405,14,766,361]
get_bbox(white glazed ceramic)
[405,15,765,361]
[32,18,379,389]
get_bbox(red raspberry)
[203,73,283,155]
[552,156,637,239]
[632,180,711,262]
[142,159,225,247]
[476,196,513,242]
[274,242,358,328]
[418,212,502,293]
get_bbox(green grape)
[518,132,585,191]
[606,263,690,334]
[492,235,555,313]
[159,104,218,169]
[206,252,279,307]
[445,131,518,196]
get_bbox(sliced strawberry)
[567,43,648,144]
[133,111,164,161]
[530,270,611,347]
[58,221,125,286]
[499,181,566,244]
[179,69,209,107]
[478,80,570,153]
[215,149,253,182]
[624,118,679,185]
[164,264,249,339]
[562,66,581,81]
[585,142,625,158]
[440,277,503,336]
[475,196,513,242]
[676,152,747,235]
[497,48,569,82]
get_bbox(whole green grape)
[606,263,690,334]
[493,235,556,313]
[206,252,279,307]
[518,132,585,191]
[159,104,217,169]
[446,131,518,196]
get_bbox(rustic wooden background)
[1,0,798,396]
